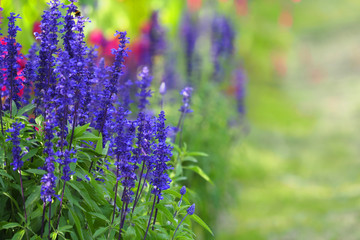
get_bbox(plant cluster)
[0,0,213,239]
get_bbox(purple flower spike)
[179,87,193,113]
[6,121,25,171]
[180,186,186,195]
[187,203,195,215]
[136,66,153,111]
[180,12,198,79]
[4,13,23,109]
[211,15,235,79]
[151,111,172,199]
[40,119,57,203]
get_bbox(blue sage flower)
[136,66,153,112]
[179,87,193,114]
[34,0,63,116]
[40,119,57,203]
[4,13,23,109]
[6,121,25,171]
[180,12,198,79]
[187,203,195,215]
[151,111,172,199]
[23,43,39,106]
[211,15,234,79]
[180,186,186,195]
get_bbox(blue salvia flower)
[82,47,98,124]
[234,69,246,114]
[136,66,153,112]
[149,11,166,71]
[187,203,195,215]
[4,13,23,110]
[23,43,39,106]
[54,50,75,148]
[180,186,186,195]
[94,31,129,137]
[114,111,137,204]
[6,121,25,171]
[34,0,63,116]
[62,0,78,58]
[179,87,193,114]
[162,54,178,90]
[211,15,235,79]
[0,7,5,131]
[151,111,172,199]
[90,58,107,126]
[57,149,76,181]
[40,119,57,203]
[180,12,198,79]
[101,31,129,140]
[120,79,133,111]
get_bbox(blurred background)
[3,0,360,239]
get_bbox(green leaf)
[93,226,108,238]
[88,212,109,223]
[1,222,21,230]
[155,204,177,226]
[2,192,21,212]
[59,225,73,232]
[51,231,58,240]
[17,104,35,116]
[102,141,110,155]
[74,123,90,138]
[76,132,100,141]
[183,166,213,184]
[182,156,198,163]
[21,148,39,161]
[35,115,43,126]
[95,133,103,155]
[11,101,18,117]
[0,169,14,180]
[25,186,40,207]
[163,190,190,204]
[25,169,46,175]
[11,229,25,240]
[69,208,84,240]
[190,214,214,236]
[187,152,208,157]
[124,226,136,239]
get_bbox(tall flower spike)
[6,121,25,170]
[40,119,57,203]
[149,11,166,71]
[234,68,246,115]
[211,15,235,79]
[136,66,153,112]
[180,12,198,80]
[34,0,62,116]
[179,87,193,114]
[113,108,136,192]
[23,43,39,106]
[4,13,23,111]
[151,111,172,199]
[70,14,91,127]
[94,31,129,138]
[62,0,78,58]
[58,149,77,181]
[0,7,5,134]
